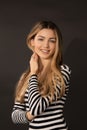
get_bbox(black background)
[0,0,87,130]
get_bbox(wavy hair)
[15,21,65,102]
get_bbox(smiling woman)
[11,21,71,130]
[30,29,56,60]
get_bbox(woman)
[11,21,71,130]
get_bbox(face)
[31,29,57,60]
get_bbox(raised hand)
[29,53,39,75]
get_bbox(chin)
[40,55,52,60]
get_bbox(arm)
[26,53,51,117]
[11,101,28,124]
[61,64,71,94]
[28,74,51,116]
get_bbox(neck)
[38,58,51,82]
[40,58,51,68]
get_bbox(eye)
[49,39,56,43]
[38,38,44,41]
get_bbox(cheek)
[52,49,55,55]
[51,45,56,52]
[34,44,41,52]
[35,44,39,49]
[50,48,55,57]
[50,45,56,56]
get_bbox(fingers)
[31,52,38,61]
[29,52,39,74]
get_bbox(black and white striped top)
[11,64,71,130]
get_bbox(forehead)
[36,29,56,38]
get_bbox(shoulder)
[60,64,71,75]
[60,64,71,84]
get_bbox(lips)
[40,49,50,54]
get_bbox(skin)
[26,29,57,121]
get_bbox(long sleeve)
[28,65,71,117]
[61,64,71,95]
[61,64,71,84]
[11,101,28,124]
[26,65,71,129]
[28,75,51,116]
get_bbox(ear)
[31,39,35,47]
[30,39,35,52]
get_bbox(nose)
[43,40,49,48]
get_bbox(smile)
[40,49,50,54]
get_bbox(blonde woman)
[11,21,71,130]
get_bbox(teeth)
[41,49,49,53]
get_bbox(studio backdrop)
[0,1,87,130]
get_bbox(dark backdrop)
[0,0,87,130]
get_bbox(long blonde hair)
[15,21,65,103]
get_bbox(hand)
[26,111,35,121]
[29,53,39,75]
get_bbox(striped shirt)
[11,64,71,130]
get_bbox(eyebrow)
[37,35,45,38]
[37,35,56,40]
